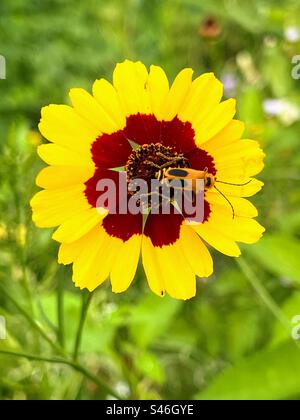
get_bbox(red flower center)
[84,113,216,242]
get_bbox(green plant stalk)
[0,286,121,399]
[0,349,122,400]
[0,282,65,356]
[57,277,65,349]
[73,292,94,362]
[237,256,292,332]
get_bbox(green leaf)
[197,340,300,400]
[245,234,300,284]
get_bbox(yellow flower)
[31,60,265,300]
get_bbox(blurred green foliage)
[1,0,300,400]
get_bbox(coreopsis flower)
[31,60,265,300]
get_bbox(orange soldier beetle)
[156,167,251,219]
[144,153,251,219]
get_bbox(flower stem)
[20,254,34,314]
[0,282,65,356]
[57,277,65,349]
[73,292,94,362]
[0,349,122,399]
[236,256,292,332]
[0,283,121,398]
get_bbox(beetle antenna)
[213,185,235,219]
[215,179,252,186]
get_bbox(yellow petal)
[216,157,264,180]
[213,178,264,198]
[206,192,258,217]
[142,236,165,297]
[146,65,169,120]
[213,139,264,162]
[158,243,196,300]
[202,119,245,152]
[39,105,99,153]
[178,72,223,123]
[193,98,236,145]
[193,222,241,257]
[214,139,265,182]
[231,218,265,244]
[204,209,265,244]
[72,226,122,291]
[180,224,213,278]
[113,60,150,116]
[92,78,126,128]
[142,235,196,300]
[69,88,120,134]
[36,165,94,189]
[52,207,106,243]
[58,236,86,265]
[110,234,142,293]
[30,185,90,228]
[160,68,194,121]
[37,144,92,166]
[194,194,265,253]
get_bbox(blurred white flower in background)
[263,98,300,125]
[284,26,300,43]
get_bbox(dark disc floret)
[125,143,190,184]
